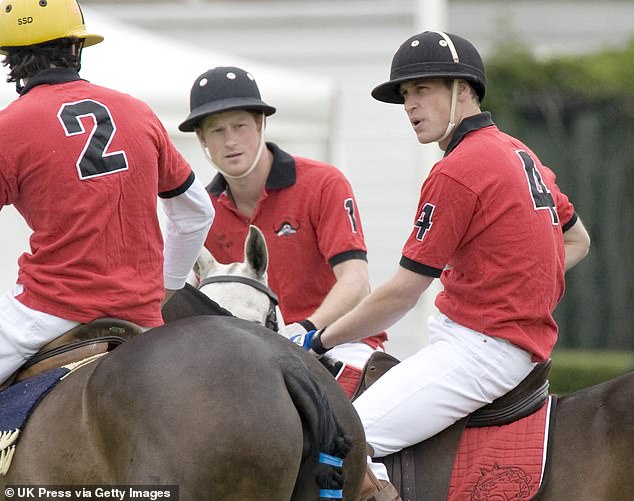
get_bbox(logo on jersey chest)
[274,219,300,237]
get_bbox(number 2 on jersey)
[58,99,129,180]
[516,150,559,225]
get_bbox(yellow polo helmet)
[0,0,103,54]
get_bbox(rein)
[198,275,280,332]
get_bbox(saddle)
[0,318,142,391]
[353,351,552,501]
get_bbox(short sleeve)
[401,172,478,271]
[312,167,367,265]
[154,117,194,196]
[540,165,575,229]
[0,150,17,207]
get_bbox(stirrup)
[359,464,402,501]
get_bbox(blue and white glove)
[290,328,331,356]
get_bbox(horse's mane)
[162,283,233,324]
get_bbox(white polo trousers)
[0,285,79,384]
[353,314,537,481]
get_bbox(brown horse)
[179,226,634,501]
[2,317,366,499]
[1,273,366,498]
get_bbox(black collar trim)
[207,142,296,196]
[444,112,495,156]
[20,68,83,96]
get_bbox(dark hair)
[445,78,481,104]
[2,37,82,85]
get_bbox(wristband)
[298,318,317,332]
[310,328,331,356]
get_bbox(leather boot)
[359,463,402,501]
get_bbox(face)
[196,110,262,177]
[399,79,453,145]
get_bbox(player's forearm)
[307,265,369,329]
[319,279,414,348]
[320,267,434,348]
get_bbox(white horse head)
[193,225,285,331]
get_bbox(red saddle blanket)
[447,396,553,501]
[336,364,363,399]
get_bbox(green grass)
[548,349,634,394]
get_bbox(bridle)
[198,275,280,332]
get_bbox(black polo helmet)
[179,66,276,132]
[371,31,486,104]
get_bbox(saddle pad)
[447,396,552,501]
[336,364,362,399]
[0,367,69,475]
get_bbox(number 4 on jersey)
[414,203,435,241]
[516,150,559,225]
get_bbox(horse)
[0,232,366,500]
[178,226,634,501]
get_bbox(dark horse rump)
[2,316,365,500]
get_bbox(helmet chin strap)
[431,31,460,144]
[436,79,458,143]
[200,113,267,180]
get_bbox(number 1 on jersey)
[344,198,358,233]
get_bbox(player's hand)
[290,328,331,356]
[283,322,309,339]
[282,319,316,339]
[290,329,316,350]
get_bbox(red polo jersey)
[0,69,194,326]
[401,113,575,361]
[205,143,387,349]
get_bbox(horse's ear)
[244,225,268,278]
[194,246,218,279]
